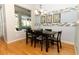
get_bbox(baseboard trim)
[7,37,26,44]
[74,44,77,55]
[7,37,74,46]
[61,40,74,45]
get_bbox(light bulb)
[43,10,47,14]
[40,9,44,13]
[35,10,39,15]
[41,12,44,15]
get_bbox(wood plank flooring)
[0,39,75,55]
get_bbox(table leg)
[46,36,49,52]
[34,37,36,48]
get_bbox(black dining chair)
[26,28,36,47]
[26,28,33,44]
[45,29,55,45]
[50,31,62,53]
[33,29,44,51]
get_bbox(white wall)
[61,11,77,43]
[4,4,16,43]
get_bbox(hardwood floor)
[0,39,75,55]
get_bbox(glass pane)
[21,20,27,27]
[21,15,31,28]
[15,14,19,28]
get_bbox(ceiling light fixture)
[34,4,48,15]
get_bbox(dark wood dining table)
[26,29,58,52]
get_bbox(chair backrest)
[57,31,62,40]
[45,29,52,32]
[26,28,32,34]
[35,29,42,34]
[32,29,43,37]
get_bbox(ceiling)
[40,4,79,12]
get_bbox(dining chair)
[33,29,44,51]
[50,31,62,53]
[26,28,33,44]
[45,29,54,46]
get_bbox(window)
[14,5,31,31]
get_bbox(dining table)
[26,29,58,52]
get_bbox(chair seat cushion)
[36,36,42,40]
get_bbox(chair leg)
[60,41,62,48]
[26,38,28,44]
[26,32,28,44]
[57,41,60,53]
[31,39,33,46]
[34,38,36,48]
[40,40,43,51]
[51,40,54,45]
[46,38,49,52]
